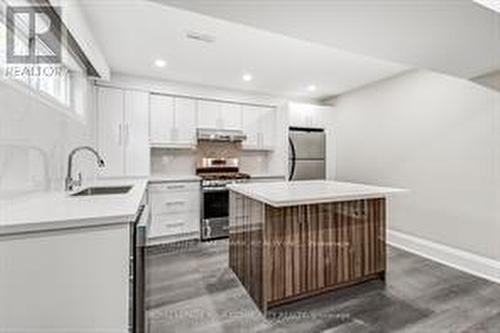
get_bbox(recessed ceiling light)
[473,0,500,12]
[307,85,317,92]
[154,59,167,68]
[242,73,253,82]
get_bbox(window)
[0,0,87,114]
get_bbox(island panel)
[229,191,386,312]
[229,192,266,310]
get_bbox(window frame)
[0,0,87,121]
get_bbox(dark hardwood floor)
[146,240,500,333]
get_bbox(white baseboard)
[387,229,500,284]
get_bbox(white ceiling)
[80,0,409,99]
[158,0,500,79]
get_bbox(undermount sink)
[71,186,132,196]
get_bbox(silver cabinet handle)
[125,123,130,146]
[166,221,185,229]
[171,127,178,141]
[118,124,123,145]
[166,185,185,190]
[165,201,185,206]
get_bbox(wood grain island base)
[228,181,402,312]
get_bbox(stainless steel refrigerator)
[288,127,326,181]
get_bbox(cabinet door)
[288,103,306,127]
[260,107,276,148]
[0,223,130,331]
[197,100,219,128]
[124,90,150,177]
[219,102,242,129]
[173,97,197,144]
[97,87,124,177]
[149,94,174,143]
[288,103,325,128]
[289,102,317,127]
[242,106,276,148]
[242,105,261,147]
[306,107,321,128]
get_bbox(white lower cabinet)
[0,224,131,332]
[148,181,200,243]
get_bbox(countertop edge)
[0,214,136,236]
[148,175,201,183]
[0,179,148,236]
[228,181,406,208]
[229,188,400,207]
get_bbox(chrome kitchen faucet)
[65,146,105,191]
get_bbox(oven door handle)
[204,220,212,238]
[203,187,229,193]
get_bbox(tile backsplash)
[195,141,242,164]
[0,80,95,199]
[151,141,272,176]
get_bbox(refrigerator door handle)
[288,137,296,181]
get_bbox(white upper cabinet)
[260,107,276,148]
[288,102,324,128]
[219,102,242,130]
[197,100,219,129]
[149,94,174,144]
[149,95,197,146]
[97,86,150,178]
[97,87,124,178]
[197,100,242,130]
[124,90,150,177]
[149,92,276,150]
[173,97,197,144]
[242,106,261,147]
[242,105,276,150]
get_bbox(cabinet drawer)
[150,190,199,215]
[149,182,200,193]
[149,212,199,238]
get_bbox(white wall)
[100,74,289,177]
[332,70,500,260]
[0,80,97,199]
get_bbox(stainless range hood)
[196,128,247,142]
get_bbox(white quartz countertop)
[228,180,405,207]
[149,175,201,183]
[0,179,148,235]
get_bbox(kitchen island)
[228,180,404,312]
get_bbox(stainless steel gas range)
[196,158,250,241]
